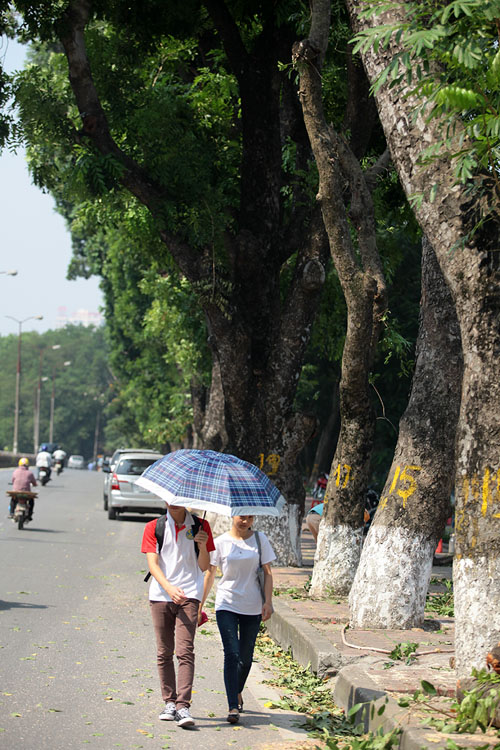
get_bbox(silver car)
[107,451,164,520]
[68,454,85,469]
[103,448,161,510]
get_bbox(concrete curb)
[266,601,497,750]
[333,658,497,750]
[266,597,344,678]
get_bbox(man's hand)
[167,585,188,604]
[194,529,208,547]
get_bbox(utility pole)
[5,314,43,454]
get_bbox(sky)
[0,37,103,337]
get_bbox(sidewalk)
[265,511,498,750]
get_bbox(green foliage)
[351,0,500,232]
[405,672,500,737]
[389,640,419,663]
[4,1,421,471]
[425,578,454,617]
[0,325,110,458]
[255,630,353,726]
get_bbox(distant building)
[56,306,103,329]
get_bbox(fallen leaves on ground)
[254,742,326,750]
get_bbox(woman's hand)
[261,602,274,621]
[197,604,205,626]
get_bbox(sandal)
[227,710,239,724]
[237,694,243,712]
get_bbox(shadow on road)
[0,599,50,610]
[110,514,161,524]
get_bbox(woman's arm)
[261,563,274,621]
[145,552,187,604]
[198,564,217,624]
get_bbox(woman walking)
[199,515,275,723]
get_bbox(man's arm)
[194,529,210,571]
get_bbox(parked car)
[107,451,164,520]
[102,448,162,511]
[68,454,85,469]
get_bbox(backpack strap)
[144,512,203,582]
[254,530,262,567]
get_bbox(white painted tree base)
[454,554,500,679]
[309,524,364,597]
[349,527,434,629]
[254,505,302,566]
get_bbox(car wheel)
[108,505,116,520]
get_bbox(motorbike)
[7,490,37,530]
[54,459,64,475]
[311,472,329,502]
[38,466,51,486]
[363,489,379,536]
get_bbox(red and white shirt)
[141,511,215,603]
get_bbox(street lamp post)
[5,314,43,454]
[49,360,71,443]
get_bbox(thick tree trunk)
[209,216,328,565]
[294,0,388,594]
[200,358,228,452]
[349,236,462,628]
[347,0,500,675]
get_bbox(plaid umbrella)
[136,449,285,516]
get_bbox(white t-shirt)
[211,531,276,616]
[36,451,52,467]
[143,511,214,603]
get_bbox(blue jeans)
[216,609,261,710]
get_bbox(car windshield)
[116,458,157,476]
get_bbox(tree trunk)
[308,379,340,487]
[349,236,462,628]
[200,358,228,452]
[293,0,388,594]
[347,0,500,675]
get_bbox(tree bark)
[349,236,462,628]
[347,0,500,675]
[293,0,388,594]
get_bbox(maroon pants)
[150,599,198,708]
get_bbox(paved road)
[0,469,307,749]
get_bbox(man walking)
[142,503,214,727]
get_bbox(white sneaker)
[175,706,195,727]
[159,701,176,721]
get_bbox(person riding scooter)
[10,458,37,520]
[52,447,67,474]
[36,445,53,482]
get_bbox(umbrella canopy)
[136,449,285,517]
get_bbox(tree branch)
[58,0,203,280]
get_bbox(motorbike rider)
[10,458,37,520]
[36,445,53,481]
[52,447,67,472]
